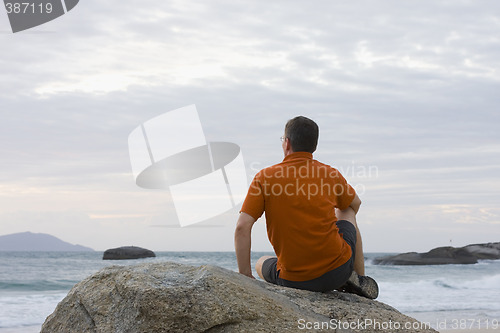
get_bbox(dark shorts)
[261,220,356,292]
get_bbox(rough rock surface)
[374,242,500,265]
[463,242,500,259]
[102,246,156,260]
[41,262,436,333]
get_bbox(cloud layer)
[0,0,499,251]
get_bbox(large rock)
[374,242,500,265]
[463,242,500,259]
[102,246,156,260]
[41,262,436,332]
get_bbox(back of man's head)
[284,116,319,153]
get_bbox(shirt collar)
[283,151,313,162]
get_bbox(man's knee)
[255,255,274,280]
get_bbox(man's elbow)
[234,222,247,236]
[356,196,362,208]
[234,218,252,249]
[235,214,254,235]
[350,195,362,213]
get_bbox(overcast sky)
[1,0,499,252]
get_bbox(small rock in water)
[102,246,156,260]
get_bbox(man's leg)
[336,207,365,276]
[336,207,378,299]
[255,255,275,280]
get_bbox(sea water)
[0,251,499,331]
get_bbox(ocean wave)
[433,280,458,289]
[377,274,500,313]
[0,293,66,328]
[0,279,77,292]
[465,273,500,290]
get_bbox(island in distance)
[374,242,500,265]
[0,231,94,251]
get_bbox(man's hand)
[234,212,257,278]
[336,193,362,222]
[239,270,256,279]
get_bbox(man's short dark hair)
[284,116,319,153]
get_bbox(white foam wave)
[0,293,65,328]
[465,273,500,290]
[377,275,500,313]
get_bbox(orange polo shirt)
[241,152,356,281]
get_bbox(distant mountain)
[0,232,94,251]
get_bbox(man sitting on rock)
[234,116,378,299]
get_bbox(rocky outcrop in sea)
[102,246,156,260]
[41,262,436,332]
[374,242,500,265]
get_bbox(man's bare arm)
[234,212,257,278]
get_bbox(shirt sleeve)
[240,173,265,220]
[334,170,357,210]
